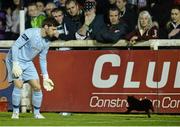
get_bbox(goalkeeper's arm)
[39,47,54,91]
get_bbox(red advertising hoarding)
[34,50,180,113]
[0,50,179,113]
[0,52,13,110]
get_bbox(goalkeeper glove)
[43,74,54,91]
[12,62,22,78]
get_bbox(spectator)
[52,8,75,40]
[75,0,106,40]
[150,0,174,38]
[126,10,158,45]
[96,6,128,43]
[65,0,83,17]
[26,3,46,28]
[116,0,138,33]
[65,0,84,30]
[165,5,180,39]
[5,0,21,40]
[45,2,56,17]
[36,0,46,15]
[65,0,84,39]
[104,0,117,23]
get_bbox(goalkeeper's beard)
[44,35,55,41]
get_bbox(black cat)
[126,96,154,118]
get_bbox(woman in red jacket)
[126,10,159,45]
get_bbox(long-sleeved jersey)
[6,28,49,75]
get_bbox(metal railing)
[0,39,180,50]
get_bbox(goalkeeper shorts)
[5,59,39,82]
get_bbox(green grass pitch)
[0,112,180,126]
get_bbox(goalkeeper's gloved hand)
[12,62,22,78]
[43,74,54,91]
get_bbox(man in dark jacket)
[75,0,106,40]
[96,6,128,43]
[116,0,137,33]
[65,0,84,38]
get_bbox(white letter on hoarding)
[124,62,140,88]
[174,62,180,88]
[146,62,170,88]
[92,54,120,88]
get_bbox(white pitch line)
[3,126,180,127]
[92,93,180,95]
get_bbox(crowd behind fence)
[0,0,179,42]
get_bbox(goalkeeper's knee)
[31,83,41,91]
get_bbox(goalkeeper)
[5,17,59,119]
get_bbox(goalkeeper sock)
[32,91,43,115]
[12,86,22,113]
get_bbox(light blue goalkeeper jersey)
[6,28,49,75]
